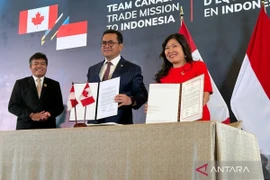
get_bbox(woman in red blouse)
[154,33,213,120]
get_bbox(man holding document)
[87,29,148,124]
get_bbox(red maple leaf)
[82,89,88,97]
[32,12,44,28]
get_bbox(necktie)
[36,78,42,98]
[102,62,112,81]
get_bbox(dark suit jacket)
[87,57,148,124]
[8,76,64,130]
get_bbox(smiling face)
[101,33,123,61]
[30,59,47,78]
[164,38,186,67]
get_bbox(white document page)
[87,122,123,126]
[70,83,98,121]
[96,77,120,119]
[180,74,204,122]
[146,84,180,123]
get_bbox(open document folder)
[69,77,120,121]
[146,74,204,123]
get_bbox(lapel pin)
[121,64,123,67]
[44,84,47,87]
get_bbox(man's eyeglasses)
[101,41,119,47]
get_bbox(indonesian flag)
[79,83,95,107]
[56,21,87,50]
[67,84,78,111]
[231,7,270,154]
[179,21,230,124]
[18,5,58,34]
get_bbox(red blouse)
[160,61,213,120]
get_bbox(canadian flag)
[179,21,230,124]
[79,83,95,107]
[18,5,58,34]
[67,84,78,111]
[231,6,270,154]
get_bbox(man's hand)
[30,111,51,121]
[30,111,44,121]
[114,94,132,107]
[40,111,51,121]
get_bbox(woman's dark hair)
[154,33,194,82]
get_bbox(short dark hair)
[29,52,48,65]
[102,29,123,44]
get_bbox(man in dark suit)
[8,52,64,130]
[87,29,148,124]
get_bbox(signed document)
[146,74,204,123]
[180,74,204,122]
[96,77,120,119]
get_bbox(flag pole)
[72,82,78,126]
[73,105,87,127]
[262,0,267,13]
[74,103,78,125]
[180,6,184,22]
[84,106,87,124]
[83,82,88,123]
[74,106,87,127]
[179,6,184,31]
[74,82,87,128]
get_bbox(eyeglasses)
[100,40,119,47]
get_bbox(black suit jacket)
[8,76,64,130]
[87,57,148,124]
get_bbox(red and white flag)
[67,84,78,111]
[231,7,270,154]
[18,5,58,34]
[179,21,230,124]
[56,21,87,50]
[79,83,95,107]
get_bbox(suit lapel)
[111,58,125,79]
[96,61,104,82]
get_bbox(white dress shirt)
[99,55,121,80]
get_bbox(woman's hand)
[203,92,210,106]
